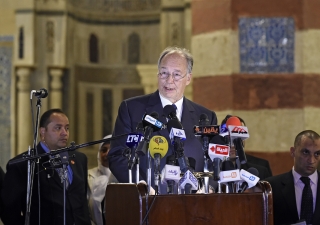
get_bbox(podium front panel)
[105,182,273,225]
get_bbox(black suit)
[109,90,217,194]
[0,166,5,222]
[245,154,272,179]
[1,143,91,225]
[264,171,320,225]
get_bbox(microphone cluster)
[195,114,260,193]
[124,108,259,195]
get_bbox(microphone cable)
[140,191,158,225]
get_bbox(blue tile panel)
[239,17,295,73]
[0,36,13,168]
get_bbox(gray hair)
[157,46,193,74]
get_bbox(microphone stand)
[201,135,210,194]
[10,133,132,166]
[25,93,43,225]
[10,132,131,225]
[59,152,70,225]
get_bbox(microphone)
[161,154,180,194]
[178,158,198,194]
[194,113,220,136]
[238,167,260,193]
[136,121,144,134]
[226,116,249,164]
[194,113,221,152]
[149,135,169,190]
[164,106,192,190]
[30,88,49,99]
[209,134,229,181]
[166,119,189,173]
[142,112,166,131]
[167,120,186,143]
[178,170,198,194]
[163,104,180,122]
[126,133,144,171]
[49,151,69,169]
[195,113,220,194]
[135,112,161,156]
[226,116,241,127]
[220,160,240,193]
[126,134,144,148]
[128,121,145,183]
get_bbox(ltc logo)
[127,135,141,143]
[153,136,166,145]
[209,144,229,156]
[231,126,248,134]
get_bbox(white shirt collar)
[159,92,183,121]
[292,166,318,185]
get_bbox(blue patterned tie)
[172,104,178,119]
[300,177,313,224]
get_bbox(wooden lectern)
[105,181,273,225]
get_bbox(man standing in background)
[1,109,91,225]
[265,130,320,225]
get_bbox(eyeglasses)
[158,71,187,81]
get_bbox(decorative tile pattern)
[68,0,161,12]
[239,17,295,73]
[0,36,13,168]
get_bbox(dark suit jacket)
[264,170,320,225]
[246,154,272,177]
[109,90,217,194]
[1,143,91,225]
[0,166,5,222]
[243,154,272,180]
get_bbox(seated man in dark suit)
[109,46,217,195]
[221,115,273,179]
[265,130,320,225]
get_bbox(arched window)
[19,27,24,59]
[128,33,140,64]
[89,34,99,63]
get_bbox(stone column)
[16,67,32,154]
[49,67,64,109]
[136,64,158,95]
